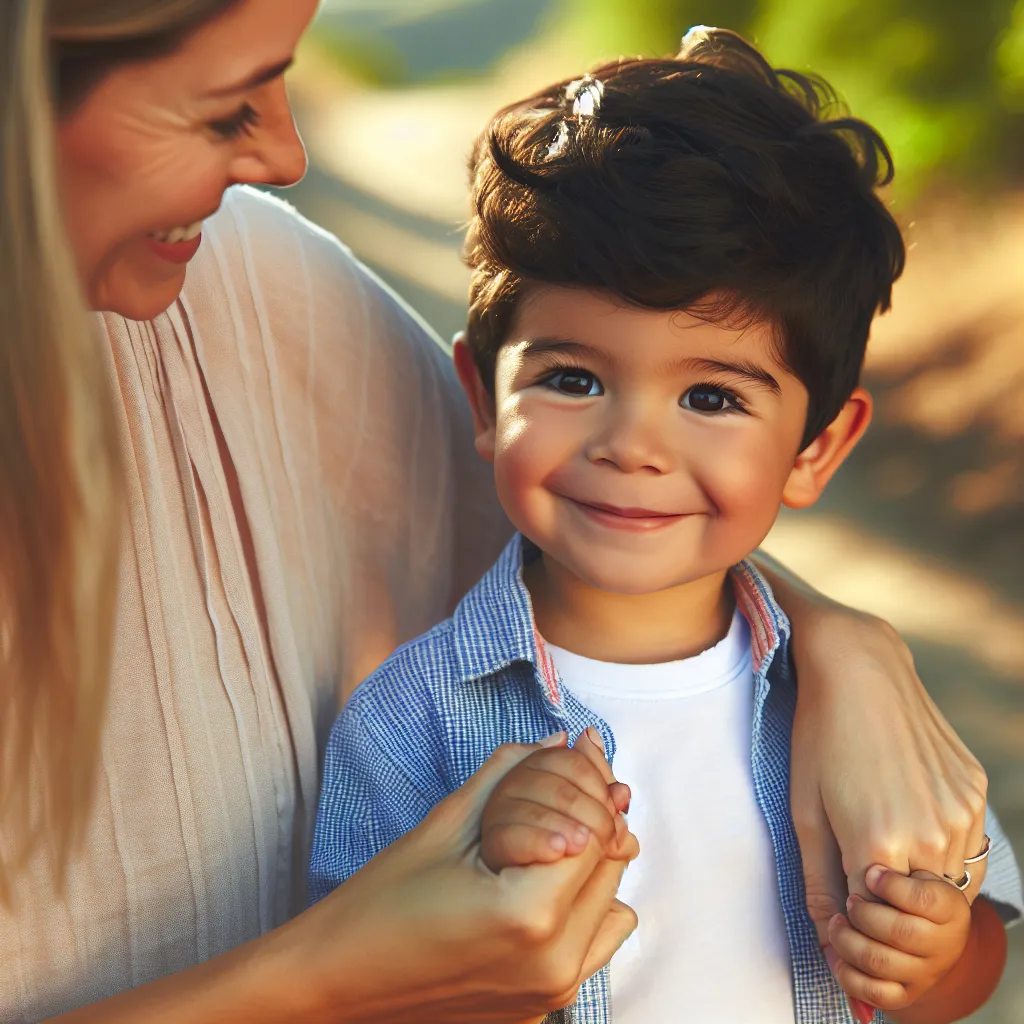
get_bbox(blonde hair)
[0,0,237,903]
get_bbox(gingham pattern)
[310,534,1023,1024]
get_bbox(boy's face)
[456,285,869,596]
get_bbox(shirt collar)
[451,533,791,697]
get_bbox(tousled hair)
[464,27,906,447]
[0,0,238,904]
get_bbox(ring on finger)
[964,835,991,865]
[943,869,971,891]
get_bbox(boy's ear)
[782,387,873,509]
[452,333,498,463]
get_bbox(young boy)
[309,26,1022,1024]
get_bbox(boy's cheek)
[698,458,790,542]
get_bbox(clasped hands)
[479,727,985,1024]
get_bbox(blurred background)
[284,1,1024,1019]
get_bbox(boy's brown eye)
[683,386,731,413]
[549,369,603,397]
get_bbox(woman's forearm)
[752,547,990,949]
[49,907,340,1024]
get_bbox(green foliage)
[560,0,1024,197]
[307,22,410,88]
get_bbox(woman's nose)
[230,84,308,188]
[259,112,308,187]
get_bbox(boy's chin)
[559,552,703,597]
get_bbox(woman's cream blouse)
[0,186,508,1022]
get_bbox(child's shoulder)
[346,616,461,715]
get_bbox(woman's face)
[57,0,319,320]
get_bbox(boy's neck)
[523,552,735,665]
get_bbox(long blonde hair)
[0,0,238,902]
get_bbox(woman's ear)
[782,387,873,509]
[452,333,498,463]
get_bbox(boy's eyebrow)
[518,337,601,360]
[678,357,782,394]
[518,339,782,394]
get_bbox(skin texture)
[456,288,1004,1022]
[829,868,1006,1023]
[57,0,314,319]
[454,285,871,664]
[43,2,997,1018]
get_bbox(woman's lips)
[567,497,689,531]
[144,233,203,264]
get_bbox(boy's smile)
[455,285,871,660]
[471,285,810,588]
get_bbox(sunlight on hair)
[566,73,604,117]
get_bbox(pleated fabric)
[0,186,508,1022]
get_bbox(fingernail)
[586,725,606,753]
[549,833,567,852]
[538,731,566,747]
[574,825,590,845]
[846,894,862,913]
[829,913,845,932]
[851,997,875,1023]
[866,865,886,889]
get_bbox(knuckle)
[915,827,951,864]
[864,945,890,977]
[864,834,911,869]
[891,913,918,947]
[510,905,560,946]
[491,743,530,772]
[862,977,899,1010]
[947,800,975,840]
[911,882,938,917]
[803,889,841,922]
[551,778,583,813]
[538,964,581,1006]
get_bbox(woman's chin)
[88,265,188,321]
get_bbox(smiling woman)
[1,0,303,901]
[55,0,310,318]
[0,3,1013,1023]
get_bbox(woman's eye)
[208,102,261,140]
[548,370,603,397]
[681,385,737,413]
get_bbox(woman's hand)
[754,550,990,945]
[51,741,635,1024]
[299,740,638,1024]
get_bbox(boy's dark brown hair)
[463,26,906,447]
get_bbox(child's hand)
[826,866,973,1019]
[480,726,636,872]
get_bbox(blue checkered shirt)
[310,533,1023,1024]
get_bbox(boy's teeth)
[148,219,204,244]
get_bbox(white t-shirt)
[547,609,796,1023]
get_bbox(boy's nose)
[586,406,674,474]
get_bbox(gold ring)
[964,835,991,865]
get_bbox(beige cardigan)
[0,186,508,1021]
